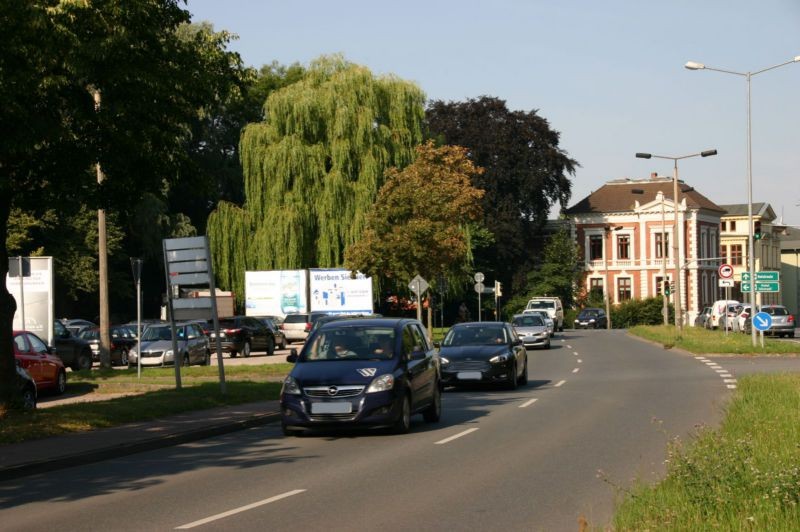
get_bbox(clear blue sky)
[187,0,800,226]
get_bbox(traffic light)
[754,220,762,240]
[494,280,502,297]
[663,280,671,296]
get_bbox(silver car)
[522,309,554,337]
[759,305,795,338]
[512,314,551,350]
[128,323,210,367]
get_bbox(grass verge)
[1,364,292,445]
[629,325,799,355]
[613,374,800,530]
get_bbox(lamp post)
[685,55,800,346]
[130,258,143,379]
[636,150,717,333]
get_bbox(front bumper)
[441,360,514,386]
[517,333,549,348]
[281,388,403,431]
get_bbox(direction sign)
[718,279,734,288]
[474,272,485,283]
[741,271,780,282]
[474,282,485,293]
[718,263,734,279]
[741,281,780,293]
[408,275,429,295]
[752,312,772,332]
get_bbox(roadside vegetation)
[613,373,800,529]
[629,325,799,355]
[0,364,292,445]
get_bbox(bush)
[611,297,673,328]
[564,308,578,329]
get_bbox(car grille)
[308,413,358,422]
[448,360,491,371]
[304,385,364,398]
[142,351,163,358]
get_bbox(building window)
[729,220,736,232]
[617,278,632,301]
[730,244,743,265]
[589,235,603,260]
[617,235,630,260]
[590,277,603,297]
[655,233,669,258]
[701,232,707,259]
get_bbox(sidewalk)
[0,400,281,482]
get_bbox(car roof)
[316,317,418,331]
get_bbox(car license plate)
[457,371,482,380]
[311,402,352,414]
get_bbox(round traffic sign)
[474,272,485,283]
[718,263,734,279]
[474,282,485,293]
[752,312,772,331]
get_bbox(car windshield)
[141,326,174,341]
[579,310,599,319]
[527,301,554,310]
[301,326,396,362]
[443,325,507,346]
[513,316,543,327]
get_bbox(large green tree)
[425,96,577,297]
[0,0,244,411]
[208,55,427,299]
[345,141,485,282]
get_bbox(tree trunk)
[0,193,21,412]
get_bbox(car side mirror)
[287,348,298,363]
[433,341,441,348]
[409,350,426,361]
[512,338,522,346]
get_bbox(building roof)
[717,203,776,222]
[565,177,725,215]
[780,226,800,250]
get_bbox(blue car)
[281,318,441,435]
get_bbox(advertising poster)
[245,270,307,317]
[6,257,54,344]
[309,269,373,314]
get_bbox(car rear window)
[765,307,788,316]
[528,301,555,310]
[284,314,309,324]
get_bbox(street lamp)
[636,149,718,333]
[685,55,800,346]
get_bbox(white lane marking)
[714,369,727,373]
[572,368,580,373]
[694,356,707,360]
[577,359,583,363]
[724,379,737,383]
[720,373,732,378]
[519,398,538,408]
[435,428,479,445]
[175,489,306,529]
[554,380,566,387]
[704,361,717,365]
[727,384,737,389]
[566,345,572,349]
[573,351,579,356]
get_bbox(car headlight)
[440,357,450,366]
[165,350,174,359]
[281,376,301,395]
[366,374,394,393]
[490,353,510,364]
[589,319,595,323]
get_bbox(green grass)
[613,374,800,530]
[629,325,800,355]
[0,364,292,445]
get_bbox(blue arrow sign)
[752,312,772,332]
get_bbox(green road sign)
[741,271,780,282]
[741,281,780,292]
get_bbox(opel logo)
[328,386,338,396]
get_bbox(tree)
[426,96,577,298]
[0,0,245,411]
[208,55,427,298]
[505,228,582,316]
[345,141,485,283]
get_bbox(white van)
[709,299,740,330]
[525,297,564,332]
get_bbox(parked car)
[521,309,554,336]
[438,322,528,389]
[708,299,740,330]
[15,363,37,409]
[210,316,278,357]
[733,305,752,333]
[511,314,551,349]
[694,307,712,328]
[61,318,96,337]
[574,308,608,329]
[53,319,93,371]
[758,305,796,338]
[13,330,67,395]
[128,322,210,367]
[280,312,311,344]
[79,325,138,366]
[281,317,441,435]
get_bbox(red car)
[13,330,67,395]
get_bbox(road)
[0,330,751,530]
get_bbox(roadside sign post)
[130,258,143,379]
[408,275,429,331]
[474,272,484,322]
[752,311,772,350]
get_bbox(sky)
[187,0,800,226]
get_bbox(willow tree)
[208,55,426,293]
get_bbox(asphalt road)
[0,331,748,531]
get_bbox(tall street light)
[636,150,718,333]
[685,55,800,347]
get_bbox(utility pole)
[93,88,111,368]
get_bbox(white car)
[734,305,751,333]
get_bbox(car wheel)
[119,349,129,367]
[55,370,67,395]
[21,385,36,410]
[545,340,551,350]
[77,351,93,371]
[242,341,251,358]
[506,363,518,390]
[230,351,238,358]
[282,423,300,437]
[392,395,411,434]
[519,357,528,386]
[204,349,211,365]
[182,353,191,367]
[423,385,441,423]
[279,338,287,350]
[266,337,275,356]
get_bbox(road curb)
[0,411,281,482]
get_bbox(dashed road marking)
[572,368,580,373]
[573,352,579,356]
[554,380,566,387]
[435,428,479,445]
[175,489,306,529]
[519,398,538,408]
[566,345,572,349]
[727,384,737,389]
[577,359,582,363]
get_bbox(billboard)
[309,269,373,314]
[6,257,54,344]
[245,270,307,317]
